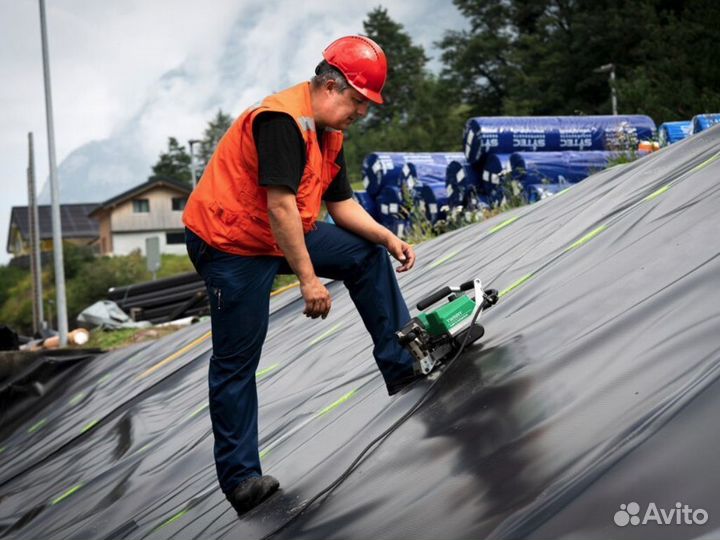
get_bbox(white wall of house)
[110,187,187,232]
[111,231,187,256]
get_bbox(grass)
[83,325,189,350]
[273,274,299,291]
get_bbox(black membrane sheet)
[1,126,719,540]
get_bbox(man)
[183,35,422,516]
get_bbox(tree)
[151,137,192,184]
[360,7,429,128]
[437,0,514,116]
[343,8,465,182]
[615,0,720,120]
[198,110,234,174]
[438,0,720,121]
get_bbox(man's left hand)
[385,236,416,273]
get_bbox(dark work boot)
[227,475,279,515]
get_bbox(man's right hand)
[300,276,332,319]
[266,186,330,319]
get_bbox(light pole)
[27,132,46,335]
[594,63,617,115]
[38,0,68,346]
[188,139,202,188]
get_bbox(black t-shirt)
[253,112,353,202]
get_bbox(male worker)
[183,35,420,516]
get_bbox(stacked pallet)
[461,115,657,203]
[356,152,465,235]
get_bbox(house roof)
[88,177,192,218]
[7,203,99,253]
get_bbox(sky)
[0,0,468,265]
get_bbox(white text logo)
[614,502,709,527]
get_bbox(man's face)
[323,83,371,130]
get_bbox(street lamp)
[188,139,202,189]
[594,63,617,115]
[38,0,68,346]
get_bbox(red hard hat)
[322,35,387,104]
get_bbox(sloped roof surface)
[0,126,719,539]
[90,177,191,216]
[8,203,99,243]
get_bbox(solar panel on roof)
[11,204,99,241]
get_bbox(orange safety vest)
[183,82,344,257]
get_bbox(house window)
[172,197,187,211]
[133,199,150,213]
[166,231,185,245]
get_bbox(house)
[89,177,192,256]
[6,203,99,258]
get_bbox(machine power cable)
[260,297,490,539]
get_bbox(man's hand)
[300,276,332,319]
[267,186,331,319]
[385,235,416,272]
[326,199,417,273]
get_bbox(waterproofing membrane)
[1,126,719,539]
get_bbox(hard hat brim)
[352,83,383,105]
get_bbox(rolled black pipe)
[107,272,202,299]
[114,283,206,307]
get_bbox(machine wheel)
[454,323,484,347]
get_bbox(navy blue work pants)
[185,223,415,494]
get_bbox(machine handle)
[417,286,452,311]
[459,279,475,291]
[416,279,478,311]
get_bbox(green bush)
[0,273,35,333]
[157,253,195,278]
[0,249,197,335]
[65,252,148,320]
[0,265,26,307]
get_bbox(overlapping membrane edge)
[1,125,719,540]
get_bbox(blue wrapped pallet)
[445,159,482,208]
[479,153,512,207]
[416,181,449,223]
[376,185,405,217]
[406,153,464,186]
[407,162,450,187]
[362,152,464,196]
[361,153,411,197]
[481,153,512,183]
[463,115,657,163]
[451,153,508,208]
[380,215,411,238]
[376,185,411,238]
[690,114,720,134]
[658,121,692,146]
[510,151,617,186]
[353,190,379,220]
